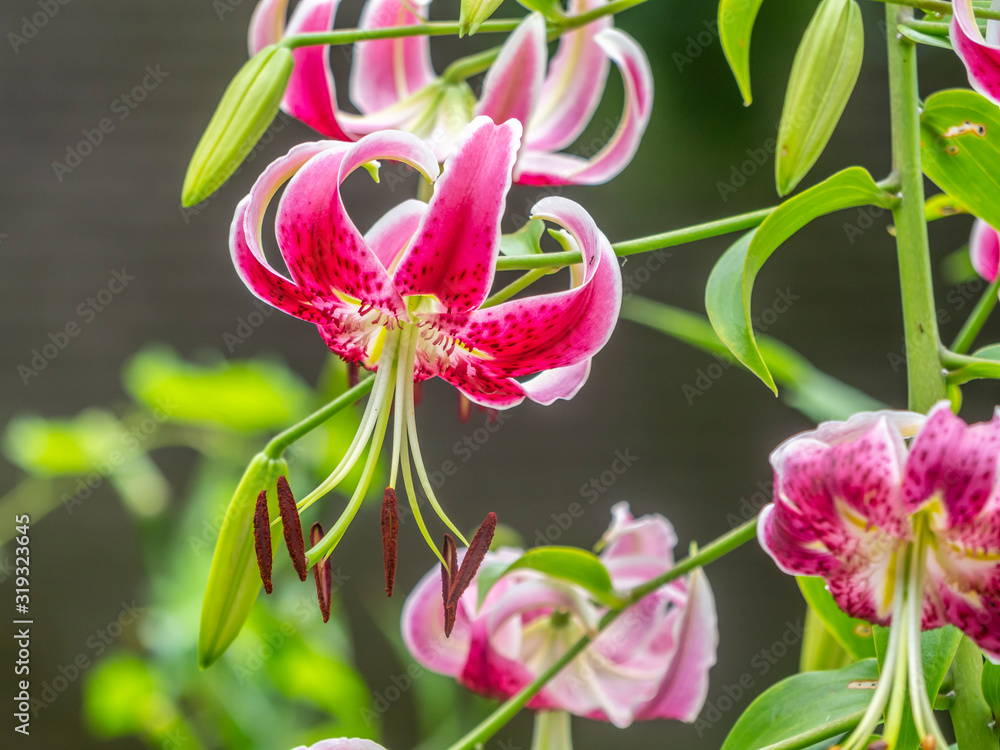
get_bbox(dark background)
[1,0,998,748]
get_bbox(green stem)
[281,19,523,49]
[951,275,1000,354]
[482,268,553,308]
[866,0,1000,21]
[496,205,777,272]
[443,518,758,750]
[951,637,998,749]
[886,4,948,414]
[263,376,375,459]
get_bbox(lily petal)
[951,0,1000,105]
[282,0,351,140]
[350,0,436,114]
[401,554,473,676]
[364,199,427,270]
[427,196,622,378]
[971,218,1000,283]
[474,13,547,128]
[516,29,653,186]
[526,0,612,152]
[393,117,521,311]
[248,0,288,54]
[520,360,592,406]
[600,502,678,588]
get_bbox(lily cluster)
[402,504,717,728]
[759,404,1000,749]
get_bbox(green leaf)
[83,654,160,738]
[719,0,765,106]
[500,219,546,256]
[501,547,623,608]
[798,576,875,661]
[198,452,288,669]
[720,659,879,750]
[3,409,123,477]
[775,0,864,196]
[459,0,504,35]
[981,660,1000,719]
[974,343,1000,360]
[925,192,971,222]
[897,25,954,50]
[800,607,853,673]
[947,359,1000,386]
[705,167,896,393]
[514,0,564,21]
[182,45,294,206]
[921,89,1000,230]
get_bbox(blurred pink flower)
[971,218,1000,283]
[248,0,652,184]
[951,0,1000,105]
[401,503,718,728]
[292,741,387,750]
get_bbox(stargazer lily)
[248,0,653,184]
[951,0,1000,104]
[758,403,1000,750]
[232,117,622,589]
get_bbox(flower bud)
[198,452,288,669]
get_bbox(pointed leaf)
[720,659,879,750]
[798,576,876,661]
[719,0,765,106]
[182,45,294,206]
[198,452,288,668]
[775,0,864,196]
[705,167,896,393]
[981,660,1000,719]
[921,88,1000,230]
[460,0,505,35]
[500,546,624,608]
[500,218,546,256]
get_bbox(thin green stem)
[443,518,758,750]
[886,4,948,413]
[951,275,1000,354]
[866,0,1000,21]
[496,205,777,272]
[482,268,553,308]
[263,376,375,459]
[281,19,523,49]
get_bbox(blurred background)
[1,0,998,748]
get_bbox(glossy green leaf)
[719,0,765,106]
[501,547,623,608]
[706,167,896,393]
[124,346,311,432]
[981,660,1000,719]
[720,659,878,750]
[925,192,971,222]
[500,219,546,256]
[921,89,1000,230]
[775,0,864,196]
[898,25,953,50]
[182,45,294,206]
[798,576,876,661]
[459,0,504,35]
[198,452,288,668]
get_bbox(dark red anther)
[413,382,424,409]
[310,523,333,623]
[253,490,273,594]
[447,512,497,609]
[277,476,308,582]
[348,362,360,388]
[441,534,458,637]
[457,392,472,424]
[381,488,400,597]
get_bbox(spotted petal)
[393,117,521,311]
[971,218,1000,283]
[525,0,612,152]
[951,0,1000,105]
[516,29,653,186]
[364,199,427,270]
[474,13,547,128]
[350,0,436,114]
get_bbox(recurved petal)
[600,502,678,588]
[350,0,436,114]
[473,13,547,128]
[635,568,718,722]
[282,0,351,140]
[393,117,521,311]
[515,29,653,186]
[902,402,1000,527]
[971,218,1000,283]
[757,503,843,579]
[520,360,591,406]
[928,568,1000,661]
[364,199,427,270]
[248,0,288,54]
[426,196,621,379]
[950,0,1000,105]
[526,0,612,152]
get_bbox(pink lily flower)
[248,0,653,184]
[232,117,621,581]
[951,0,1000,104]
[971,217,1000,283]
[401,503,718,728]
[292,741,387,750]
[758,403,1000,749]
